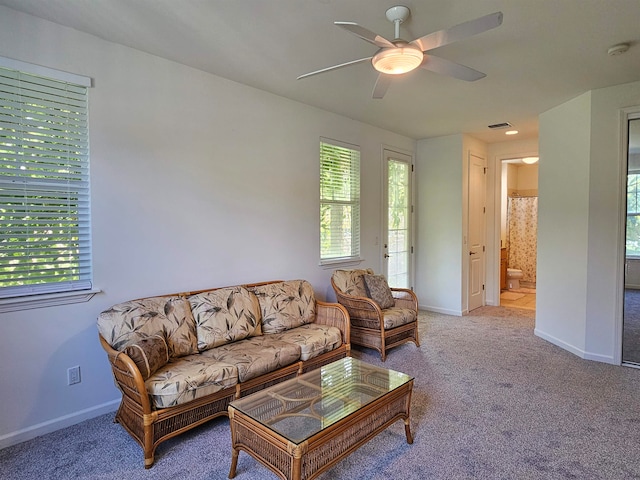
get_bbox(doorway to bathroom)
[499,157,538,311]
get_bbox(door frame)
[381,145,415,290]
[617,107,640,366]
[490,150,539,307]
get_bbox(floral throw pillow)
[363,274,395,309]
[121,335,169,380]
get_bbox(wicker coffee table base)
[228,380,413,480]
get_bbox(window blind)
[0,66,91,298]
[320,138,360,262]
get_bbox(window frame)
[319,137,362,266]
[0,57,98,311]
[626,171,640,259]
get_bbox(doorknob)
[469,251,477,256]
[384,254,391,258]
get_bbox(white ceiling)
[1,0,639,143]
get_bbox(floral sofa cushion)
[269,324,343,361]
[189,286,262,351]
[332,269,374,297]
[252,280,316,334]
[200,336,301,382]
[382,307,416,330]
[97,296,198,358]
[146,355,238,408]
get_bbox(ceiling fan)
[298,6,503,99]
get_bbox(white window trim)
[319,256,365,268]
[0,56,91,87]
[0,288,101,313]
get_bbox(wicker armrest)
[391,288,418,311]
[99,334,153,414]
[315,301,351,344]
[336,291,381,311]
[334,289,383,324]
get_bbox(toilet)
[506,268,524,290]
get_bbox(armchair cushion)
[332,268,374,297]
[382,307,417,329]
[121,335,169,380]
[363,274,395,309]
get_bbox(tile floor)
[499,289,536,311]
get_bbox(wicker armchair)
[331,269,419,361]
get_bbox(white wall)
[416,135,464,314]
[536,92,592,357]
[517,164,539,193]
[0,6,415,446]
[585,81,640,362]
[537,80,640,364]
[415,134,486,315]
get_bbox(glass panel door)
[383,149,413,289]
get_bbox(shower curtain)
[507,196,538,283]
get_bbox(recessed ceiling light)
[505,130,519,135]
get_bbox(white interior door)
[468,152,487,311]
[383,149,413,289]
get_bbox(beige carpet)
[4,309,640,479]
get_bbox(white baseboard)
[534,329,616,365]
[583,351,616,364]
[420,304,463,316]
[0,399,120,450]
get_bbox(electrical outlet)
[67,366,81,385]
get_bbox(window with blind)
[320,138,360,263]
[0,64,92,299]
[627,172,640,256]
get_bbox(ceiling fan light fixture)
[372,45,424,75]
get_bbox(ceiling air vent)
[488,122,513,129]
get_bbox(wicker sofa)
[97,279,350,468]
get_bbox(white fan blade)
[420,55,486,81]
[411,12,503,52]
[297,57,372,80]
[372,74,392,99]
[335,22,395,48]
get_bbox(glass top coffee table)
[228,356,414,480]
